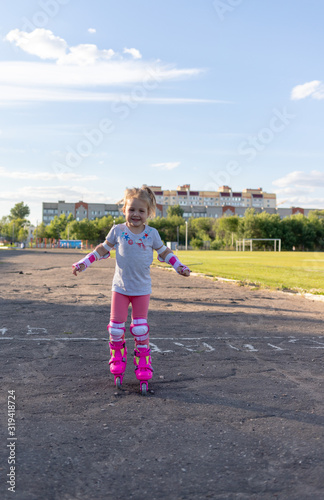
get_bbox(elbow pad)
[156,245,167,263]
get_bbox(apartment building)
[42,188,316,224]
[151,185,276,209]
[42,201,121,224]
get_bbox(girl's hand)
[72,263,85,276]
[177,265,190,277]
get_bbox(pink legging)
[110,291,150,323]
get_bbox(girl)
[72,186,190,394]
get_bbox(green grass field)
[155,251,324,295]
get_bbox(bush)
[210,240,222,250]
[190,237,204,249]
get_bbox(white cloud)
[5,29,114,66]
[278,195,324,208]
[151,162,180,170]
[273,170,324,208]
[291,80,324,100]
[0,166,98,182]
[1,29,214,106]
[0,84,220,105]
[5,28,67,60]
[0,185,113,204]
[57,44,115,66]
[123,47,142,60]
[273,170,324,189]
[88,28,96,34]
[0,60,202,87]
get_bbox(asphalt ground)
[0,249,324,500]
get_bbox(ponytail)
[141,185,156,217]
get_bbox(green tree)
[79,219,100,241]
[308,212,324,250]
[190,237,204,249]
[9,202,30,221]
[17,226,28,242]
[35,222,47,239]
[309,209,324,219]
[3,219,29,242]
[167,205,184,218]
[45,214,68,239]
[218,216,239,234]
[0,216,8,235]
[216,215,240,247]
[96,215,125,242]
[190,218,214,238]
[149,217,178,243]
[240,208,263,239]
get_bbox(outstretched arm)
[156,246,190,277]
[72,240,114,276]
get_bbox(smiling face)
[124,197,149,233]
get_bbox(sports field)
[157,251,324,294]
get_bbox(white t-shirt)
[106,223,164,296]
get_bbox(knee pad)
[130,318,149,342]
[107,321,126,342]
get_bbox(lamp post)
[185,221,188,251]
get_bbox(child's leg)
[130,295,153,392]
[108,292,130,343]
[108,292,130,387]
[129,294,150,349]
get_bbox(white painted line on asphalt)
[1,336,324,359]
[27,325,48,335]
[174,342,195,352]
[150,342,173,353]
[0,328,8,335]
[152,336,287,341]
[0,337,101,341]
[152,337,211,340]
[57,337,99,341]
[243,344,258,352]
[227,344,240,351]
[268,344,284,351]
[202,342,215,352]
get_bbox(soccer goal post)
[236,238,281,251]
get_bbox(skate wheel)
[115,377,122,389]
[140,382,147,396]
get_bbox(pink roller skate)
[134,347,153,395]
[109,342,127,389]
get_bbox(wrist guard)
[164,254,190,274]
[72,249,110,272]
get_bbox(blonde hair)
[122,185,156,218]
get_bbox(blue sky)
[0,0,323,224]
